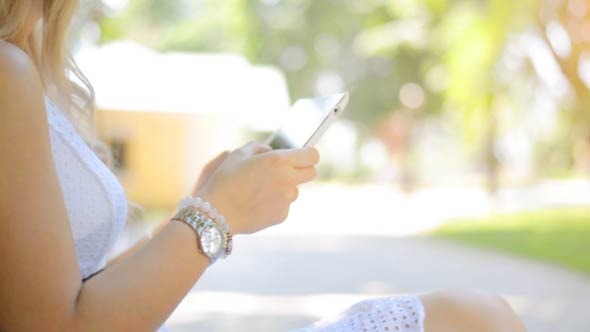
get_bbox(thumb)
[210,150,230,165]
[203,150,230,175]
[192,150,231,195]
[238,141,272,156]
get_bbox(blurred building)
[76,41,290,208]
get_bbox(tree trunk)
[484,116,499,194]
[572,94,590,177]
[483,95,499,194]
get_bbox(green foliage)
[100,0,262,56]
[99,0,439,132]
[97,0,538,136]
[94,0,585,178]
[434,207,590,273]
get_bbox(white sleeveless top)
[45,97,128,280]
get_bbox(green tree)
[536,0,590,176]
[94,0,584,187]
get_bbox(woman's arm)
[73,220,209,331]
[106,212,172,269]
[0,43,319,331]
[107,151,229,268]
[0,43,205,332]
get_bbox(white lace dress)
[290,295,425,332]
[45,97,425,332]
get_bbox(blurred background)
[71,0,588,331]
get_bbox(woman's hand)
[195,141,320,234]
[191,150,230,196]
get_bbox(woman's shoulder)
[0,40,38,78]
[0,40,45,118]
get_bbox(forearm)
[1,141,317,331]
[107,211,175,268]
[72,220,209,331]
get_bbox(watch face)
[201,224,224,258]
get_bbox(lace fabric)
[44,97,128,279]
[291,295,425,332]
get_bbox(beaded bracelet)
[179,196,230,233]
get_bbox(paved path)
[164,235,590,332]
[111,181,589,331]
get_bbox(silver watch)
[172,207,232,263]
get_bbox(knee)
[420,290,526,332]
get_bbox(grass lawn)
[433,207,590,274]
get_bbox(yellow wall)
[96,110,243,209]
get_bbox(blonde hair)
[0,0,112,165]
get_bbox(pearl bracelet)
[179,196,230,233]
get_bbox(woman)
[0,1,526,331]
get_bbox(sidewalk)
[165,236,590,332]
[116,180,589,331]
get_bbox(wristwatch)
[172,207,232,263]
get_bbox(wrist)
[179,196,230,233]
[172,207,232,263]
[195,189,242,235]
[173,196,234,264]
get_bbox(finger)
[215,150,230,161]
[291,167,317,184]
[276,206,290,223]
[193,151,231,193]
[239,141,272,156]
[280,147,320,168]
[207,151,230,169]
[200,150,229,178]
[285,187,299,202]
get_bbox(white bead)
[180,197,194,210]
[218,215,227,225]
[179,196,231,234]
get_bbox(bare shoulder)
[0,40,38,78]
[0,41,45,123]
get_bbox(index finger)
[238,141,273,156]
[279,147,320,168]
